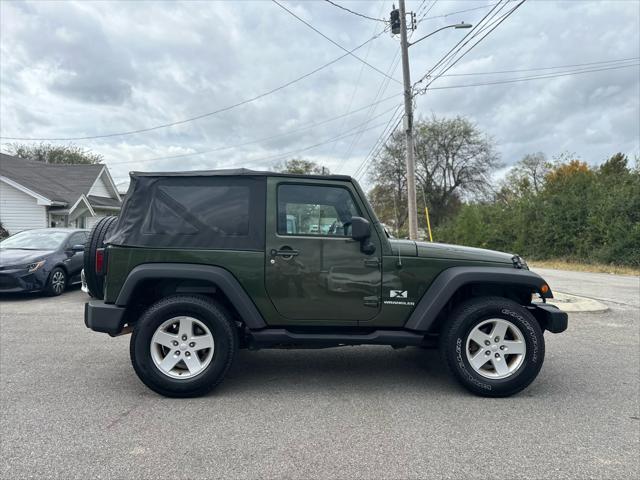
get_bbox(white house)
[0,153,122,234]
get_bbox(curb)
[547,292,608,313]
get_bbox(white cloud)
[1,0,638,186]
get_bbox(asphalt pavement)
[1,269,638,479]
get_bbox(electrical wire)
[415,0,527,94]
[438,57,640,76]
[327,0,387,157]
[427,0,523,82]
[0,28,389,141]
[422,2,501,21]
[324,0,387,23]
[272,0,400,84]
[352,104,404,180]
[413,0,507,88]
[101,104,401,167]
[425,62,639,90]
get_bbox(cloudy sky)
[1,0,638,189]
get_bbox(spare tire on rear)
[84,216,118,299]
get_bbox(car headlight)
[26,260,46,272]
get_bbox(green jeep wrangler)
[84,169,567,398]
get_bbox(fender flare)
[404,266,552,332]
[115,263,267,329]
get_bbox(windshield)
[0,230,68,250]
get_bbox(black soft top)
[128,168,352,182]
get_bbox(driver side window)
[277,184,360,237]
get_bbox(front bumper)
[0,269,47,293]
[84,300,126,336]
[530,303,568,333]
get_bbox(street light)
[397,0,473,240]
[409,22,473,47]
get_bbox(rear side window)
[145,184,250,236]
[109,176,266,250]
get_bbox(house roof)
[0,153,106,206]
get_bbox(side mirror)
[350,216,371,241]
[71,244,85,252]
[350,216,376,255]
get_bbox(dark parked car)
[0,228,88,296]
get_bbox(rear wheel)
[83,216,118,299]
[130,295,237,398]
[439,296,545,397]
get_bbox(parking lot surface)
[1,269,639,479]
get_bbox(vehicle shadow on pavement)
[0,284,82,303]
[216,346,459,396]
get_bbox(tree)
[275,158,330,175]
[368,115,500,234]
[504,152,550,197]
[414,116,501,225]
[5,143,103,164]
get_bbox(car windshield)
[0,230,68,250]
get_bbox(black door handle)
[270,248,299,258]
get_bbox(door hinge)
[363,296,379,308]
[364,258,380,268]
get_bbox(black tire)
[45,267,66,296]
[83,216,118,299]
[130,295,238,398]
[439,296,545,397]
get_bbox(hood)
[0,249,53,267]
[389,239,514,264]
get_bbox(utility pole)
[398,0,418,240]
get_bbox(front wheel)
[440,296,545,397]
[130,295,237,398]
[45,267,66,296]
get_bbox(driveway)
[1,271,638,479]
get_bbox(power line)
[415,0,526,94]
[422,2,501,21]
[327,0,387,158]
[342,45,402,162]
[438,57,640,76]
[425,62,639,90]
[428,0,524,82]
[324,0,387,23]
[413,0,508,88]
[353,105,404,180]
[0,29,388,141]
[102,103,402,167]
[272,0,400,84]
[157,117,394,172]
[348,0,436,177]
[415,0,439,24]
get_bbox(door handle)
[270,248,299,259]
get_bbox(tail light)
[95,248,105,274]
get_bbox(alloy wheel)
[150,316,215,379]
[51,271,65,294]
[465,318,526,379]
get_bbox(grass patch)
[529,260,640,276]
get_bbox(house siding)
[89,175,110,197]
[0,181,47,233]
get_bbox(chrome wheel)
[150,316,215,379]
[51,270,65,294]
[465,318,526,379]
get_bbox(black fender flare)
[404,266,552,332]
[115,263,267,329]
